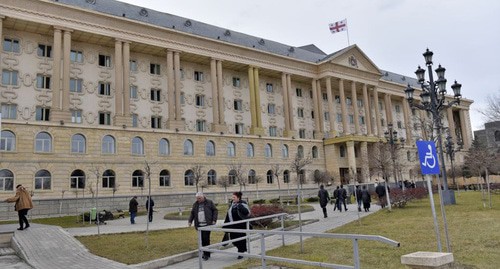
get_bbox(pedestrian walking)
[361,186,371,212]
[223,191,251,259]
[5,184,34,230]
[355,185,363,212]
[145,196,154,222]
[188,192,218,261]
[339,185,348,211]
[318,185,330,218]
[333,186,340,211]
[129,196,138,224]
[375,182,387,208]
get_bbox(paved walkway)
[0,203,381,269]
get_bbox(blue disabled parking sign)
[416,141,440,175]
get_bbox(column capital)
[53,26,73,32]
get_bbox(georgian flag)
[329,19,347,34]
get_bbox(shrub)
[268,198,280,204]
[250,204,286,228]
[252,199,266,204]
[306,197,319,203]
[390,187,428,207]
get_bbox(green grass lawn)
[234,191,500,269]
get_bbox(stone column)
[248,67,257,131]
[216,60,225,127]
[61,29,72,113]
[316,80,325,138]
[52,28,62,111]
[253,68,263,130]
[311,79,320,136]
[174,51,182,121]
[282,73,291,136]
[167,51,175,121]
[351,81,360,135]
[346,141,357,179]
[339,79,349,134]
[122,42,130,116]
[326,77,337,137]
[166,50,184,130]
[210,59,219,124]
[447,108,456,142]
[362,84,372,135]
[114,40,123,117]
[384,93,393,125]
[459,109,471,149]
[360,141,369,182]
[402,97,413,145]
[373,88,382,136]
[287,74,295,134]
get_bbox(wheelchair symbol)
[421,144,436,168]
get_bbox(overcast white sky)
[120,0,500,132]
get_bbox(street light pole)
[405,48,462,205]
[385,123,405,189]
[445,133,462,190]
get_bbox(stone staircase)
[0,231,32,268]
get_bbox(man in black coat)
[375,182,387,208]
[145,196,154,222]
[129,196,138,224]
[318,185,330,218]
[189,192,218,261]
[339,185,348,211]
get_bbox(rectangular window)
[180,92,185,104]
[195,94,205,107]
[36,74,51,89]
[98,54,111,67]
[1,103,17,119]
[411,109,416,116]
[269,126,277,137]
[3,38,20,53]
[349,114,354,124]
[335,95,340,103]
[99,82,111,95]
[299,129,306,139]
[337,113,343,123]
[357,99,363,107]
[151,116,162,129]
[296,88,302,97]
[309,90,313,99]
[70,78,83,93]
[194,71,204,81]
[130,85,138,99]
[311,111,315,119]
[36,107,50,121]
[324,112,329,121]
[346,97,352,106]
[267,103,275,114]
[37,44,52,58]
[132,114,138,127]
[397,121,403,129]
[234,99,242,111]
[297,108,304,118]
[2,70,18,86]
[71,110,82,123]
[379,101,383,110]
[235,123,244,134]
[150,63,161,75]
[233,77,240,87]
[150,89,161,101]
[381,118,385,127]
[130,60,138,72]
[99,112,111,125]
[322,93,328,100]
[70,50,83,63]
[395,104,401,113]
[359,116,365,125]
[196,120,206,132]
[266,83,273,93]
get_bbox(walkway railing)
[198,214,400,269]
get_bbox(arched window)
[312,146,318,159]
[102,170,115,188]
[159,170,170,187]
[159,138,170,156]
[184,139,194,155]
[132,170,144,187]
[299,169,306,184]
[0,169,14,191]
[71,134,86,154]
[297,145,304,158]
[207,170,217,185]
[248,169,256,184]
[266,170,273,184]
[35,169,51,190]
[131,136,144,155]
[0,130,15,151]
[283,170,290,183]
[206,140,216,156]
[265,143,272,158]
[227,141,236,157]
[339,145,346,158]
[246,143,254,157]
[184,169,194,186]
[102,135,116,154]
[35,132,52,153]
[70,169,85,189]
[228,170,237,185]
[282,144,289,158]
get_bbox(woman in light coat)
[5,184,34,230]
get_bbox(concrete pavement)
[0,203,381,269]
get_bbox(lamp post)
[384,123,405,189]
[444,133,463,190]
[405,48,462,205]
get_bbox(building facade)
[0,0,474,200]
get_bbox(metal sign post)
[416,141,444,252]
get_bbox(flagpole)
[345,18,350,46]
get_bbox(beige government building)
[0,0,473,202]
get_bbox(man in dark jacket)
[318,185,330,218]
[189,192,218,261]
[339,185,348,211]
[333,186,340,211]
[355,185,363,212]
[129,196,138,224]
[145,196,154,222]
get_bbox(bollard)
[401,251,454,269]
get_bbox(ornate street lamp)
[405,48,462,205]
[384,123,406,189]
[444,133,463,190]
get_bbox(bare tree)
[368,142,394,211]
[270,164,284,204]
[188,164,205,192]
[311,170,331,186]
[199,181,208,192]
[253,175,264,200]
[143,160,155,248]
[477,90,500,123]
[218,175,231,202]
[227,163,247,191]
[89,164,102,234]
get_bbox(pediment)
[326,45,381,74]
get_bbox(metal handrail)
[197,214,400,269]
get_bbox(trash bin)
[90,207,97,222]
